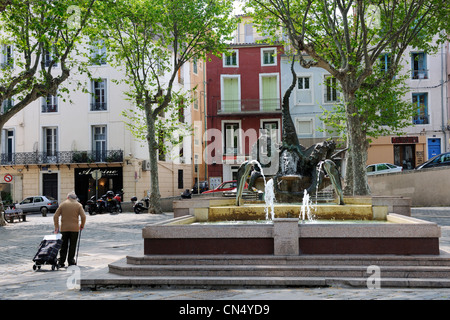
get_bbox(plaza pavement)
[1,207,450,302]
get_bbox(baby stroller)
[32,234,62,271]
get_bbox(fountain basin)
[143,198,441,256]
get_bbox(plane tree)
[247,0,449,195]
[0,0,96,226]
[92,0,236,213]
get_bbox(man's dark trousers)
[59,231,79,266]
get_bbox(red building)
[205,43,283,189]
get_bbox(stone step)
[109,259,450,279]
[80,273,450,290]
[126,253,450,267]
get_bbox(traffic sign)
[4,174,12,183]
[91,170,102,180]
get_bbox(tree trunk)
[146,110,163,214]
[0,128,6,226]
[344,91,370,196]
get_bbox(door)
[43,173,58,200]
[427,138,441,160]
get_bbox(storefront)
[74,167,123,205]
[368,135,426,168]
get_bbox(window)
[178,64,184,84]
[260,74,279,110]
[412,93,429,124]
[194,126,200,146]
[223,122,240,155]
[42,94,58,113]
[43,47,58,68]
[261,48,276,66]
[1,98,13,114]
[324,75,339,103]
[220,75,240,112]
[178,101,185,123]
[92,125,107,161]
[411,52,428,79]
[193,90,199,110]
[379,53,391,73]
[2,129,14,163]
[296,76,312,104]
[244,23,253,43]
[178,169,183,189]
[43,127,58,162]
[91,40,107,65]
[194,154,199,173]
[91,79,107,111]
[261,121,279,157]
[1,44,13,69]
[296,118,313,135]
[193,57,198,74]
[223,50,238,67]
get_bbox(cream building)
[0,43,193,207]
[367,36,449,168]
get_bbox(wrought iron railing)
[217,99,281,114]
[0,150,123,165]
[413,115,429,125]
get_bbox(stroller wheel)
[33,264,37,271]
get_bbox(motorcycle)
[86,194,107,215]
[181,189,192,199]
[131,196,150,214]
[113,191,123,213]
[105,190,121,214]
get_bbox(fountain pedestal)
[273,218,299,255]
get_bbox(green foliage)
[0,0,95,119]
[320,64,416,143]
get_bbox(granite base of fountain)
[80,196,450,290]
[146,196,440,256]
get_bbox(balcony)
[413,115,429,125]
[217,99,281,114]
[90,102,107,111]
[0,150,123,166]
[412,69,429,80]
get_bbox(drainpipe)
[203,60,208,182]
[441,38,448,152]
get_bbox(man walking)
[53,191,86,267]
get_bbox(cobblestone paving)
[1,208,450,300]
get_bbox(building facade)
[206,42,283,187]
[367,37,449,168]
[0,44,193,206]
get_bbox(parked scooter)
[131,196,150,214]
[105,191,121,214]
[114,191,123,213]
[181,189,192,199]
[86,194,107,215]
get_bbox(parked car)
[15,196,58,216]
[202,180,247,194]
[366,163,403,176]
[191,180,209,194]
[415,152,450,170]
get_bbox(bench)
[3,209,26,223]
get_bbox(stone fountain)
[80,63,450,290]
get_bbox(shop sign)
[391,136,418,144]
[77,168,120,177]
